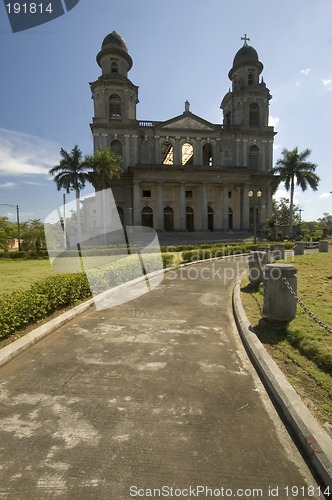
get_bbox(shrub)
[0,273,91,339]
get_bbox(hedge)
[0,252,174,339]
[0,273,91,339]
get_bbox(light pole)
[0,203,21,251]
[248,190,262,244]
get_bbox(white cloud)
[300,68,311,76]
[0,128,60,177]
[0,182,16,189]
[320,192,332,199]
[269,115,279,127]
[322,79,332,90]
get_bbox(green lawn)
[0,259,58,294]
[241,253,332,432]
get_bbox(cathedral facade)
[88,32,275,236]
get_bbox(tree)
[0,216,16,251]
[271,147,320,239]
[49,145,90,249]
[49,145,90,199]
[84,146,122,191]
[20,219,46,251]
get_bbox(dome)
[228,42,263,80]
[232,44,260,68]
[97,31,133,71]
[101,31,128,53]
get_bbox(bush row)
[0,273,91,339]
[0,252,174,339]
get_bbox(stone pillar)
[215,184,223,230]
[157,182,164,231]
[154,136,161,163]
[174,137,181,165]
[294,241,305,256]
[201,183,208,230]
[133,135,138,166]
[248,251,268,284]
[243,139,248,167]
[319,240,329,252]
[273,243,285,261]
[257,246,271,263]
[124,135,130,169]
[179,182,186,230]
[242,185,250,230]
[133,181,141,225]
[222,185,229,230]
[263,264,297,323]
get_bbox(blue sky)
[0,0,332,223]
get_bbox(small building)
[87,32,275,238]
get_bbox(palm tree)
[49,145,90,249]
[84,147,123,236]
[49,145,89,199]
[84,146,122,191]
[271,147,320,239]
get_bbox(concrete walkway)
[0,257,322,499]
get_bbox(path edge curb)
[233,274,332,491]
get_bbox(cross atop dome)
[241,33,250,46]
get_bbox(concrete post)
[257,246,271,263]
[263,264,297,323]
[273,243,285,261]
[294,241,304,256]
[248,251,268,284]
[319,240,329,252]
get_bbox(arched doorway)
[141,206,153,228]
[228,208,233,230]
[164,206,174,232]
[186,206,194,232]
[208,206,214,231]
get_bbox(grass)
[0,259,58,294]
[241,253,332,433]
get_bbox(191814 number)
[6,3,53,14]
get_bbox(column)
[179,182,186,230]
[133,181,141,225]
[201,183,208,230]
[243,139,248,167]
[195,138,202,165]
[174,137,181,165]
[133,135,138,165]
[222,185,229,230]
[242,184,250,230]
[215,184,223,230]
[235,139,241,166]
[124,135,130,169]
[154,136,160,163]
[157,182,164,231]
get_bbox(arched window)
[164,206,174,232]
[111,61,118,74]
[109,94,122,119]
[249,103,259,126]
[186,206,194,232]
[162,141,174,165]
[182,143,194,165]
[248,72,254,85]
[110,139,123,162]
[249,145,259,169]
[203,143,213,166]
[141,206,153,228]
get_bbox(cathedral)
[87,31,275,239]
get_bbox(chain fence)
[282,276,332,334]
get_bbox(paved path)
[0,257,321,499]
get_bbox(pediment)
[159,113,217,131]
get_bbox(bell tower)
[90,31,139,130]
[221,35,272,128]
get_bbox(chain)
[282,276,332,334]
